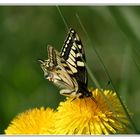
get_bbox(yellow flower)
[5,89,130,135]
[5,107,55,134]
[55,89,129,134]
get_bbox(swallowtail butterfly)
[39,28,92,99]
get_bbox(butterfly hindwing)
[60,29,88,87]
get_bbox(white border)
[0,0,140,5]
[0,0,139,138]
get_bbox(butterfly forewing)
[60,29,88,87]
[46,45,58,70]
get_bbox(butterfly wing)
[60,29,88,87]
[45,45,79,96]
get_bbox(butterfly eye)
[44,72,53,81]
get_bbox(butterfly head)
[38,59,54,81]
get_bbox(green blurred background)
[0,6,140,134]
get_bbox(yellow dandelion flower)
[5,107,55,134]
[55,89,129,135]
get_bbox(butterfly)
[39,28,93,99]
